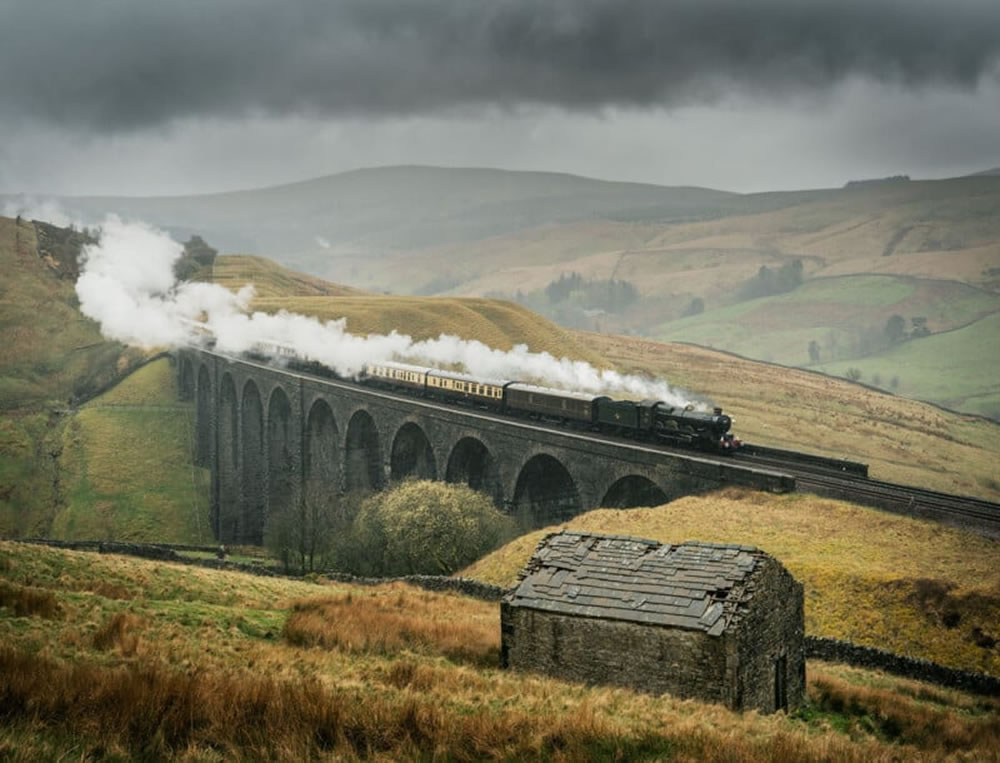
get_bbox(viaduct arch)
[179,348,791,544]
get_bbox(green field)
[652,274,1000,415]
[818,312,1000,419]
[48,359,212,543]
[0,217,150,538]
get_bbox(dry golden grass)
[0,645,969,763]
[91,611,145,655]
[283,585,499,668]
[0,579,60,618]
[1,541,998,761]
[462,488,1000,676]
[250,294,609,369]
[808,663,1000,753]
[581,331,1000,500]
[208,254,366,298]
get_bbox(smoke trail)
[74,215,701,407]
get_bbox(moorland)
[1,209,999,759]
[8,167,998,418]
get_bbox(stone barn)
[500,530,804,713]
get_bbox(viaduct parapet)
[176,348,793,544]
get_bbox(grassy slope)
[463,488,1000,676]
[650,274,1000,416]
[49,358,212,543]
[817,312,1000,419]
[216,254,607,366]
[209,254,366,299]
[1,541,997,760]
[0,217,141,409]
[0,217,148,538]
[580,331,1000,500]
[370,177,1000,298]
[654,275,999,364]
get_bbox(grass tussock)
[91,612,145,656]
[0,580,60,618]
[283,585,500,667]
[0,645,930,762]
[0,644,659,761]
[807,670,1000,752]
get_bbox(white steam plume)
[74,216,701,407]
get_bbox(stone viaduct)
[176,348,793,545]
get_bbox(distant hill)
[1,166,743,266]
[3,167,998,428]
[8,166,998,304]
[967,167,1000,177]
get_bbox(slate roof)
[505,530,765,636]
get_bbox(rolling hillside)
[2,215,998,546]
[3,540,997,760]
[0,220,605,538]
[651,273,1000,417]
[816,312,1000,419]
[462,489,1000,676]
[654,274,999,364]
[579,331,1000,501]
[6,168,996,301]
[1,166,742,268]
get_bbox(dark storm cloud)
[1,0,999,131]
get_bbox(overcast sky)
[1,0,998,196]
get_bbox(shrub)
[349,481,515,576]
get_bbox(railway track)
[736,445,1000,538]
[734,444,869,479]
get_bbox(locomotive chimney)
[714,407,723,416]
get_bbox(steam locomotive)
[234,332,740,452]
[360,360,741,452]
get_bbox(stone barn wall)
[732,558,806,712]
[500,604,729,704]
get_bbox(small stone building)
[500,530,804,713]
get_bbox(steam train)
[237,336,741,453]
